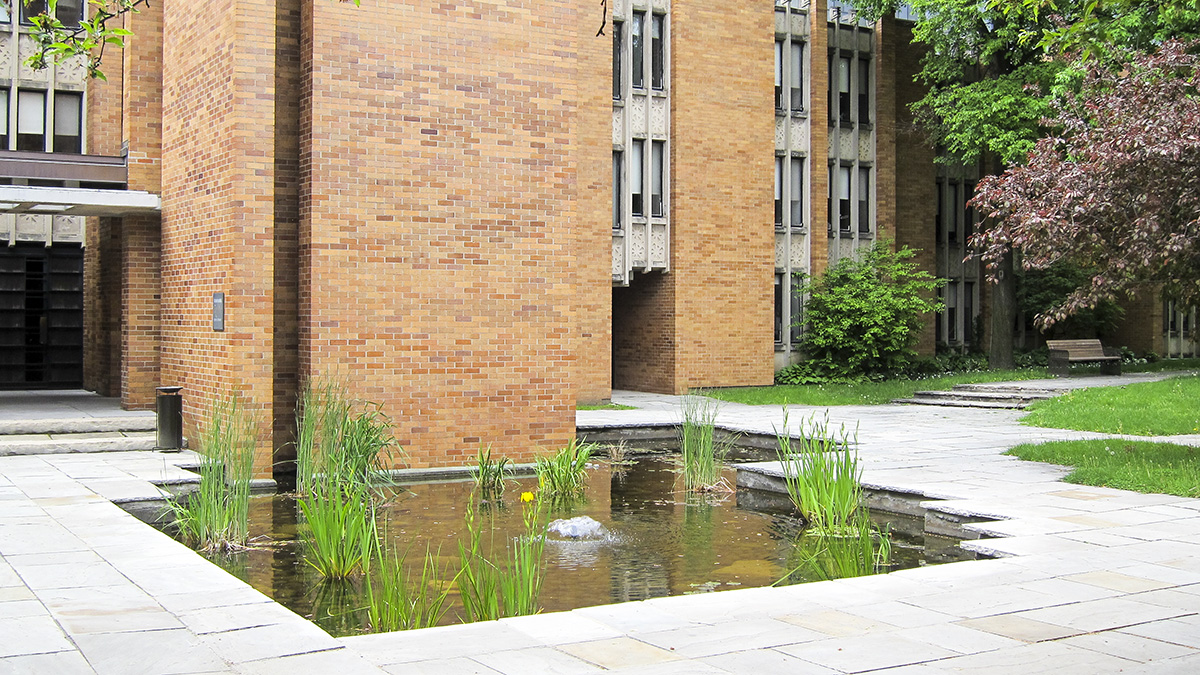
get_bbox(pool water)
[200,455,968,636]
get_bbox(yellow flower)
[520,491,535,503]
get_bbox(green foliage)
[796,243,944,379]
[1007,439,1200,498]
[678,394,730,492]
[774,413,862,532]
[295,379,399,497]
[1016,262,1124,338]
[456,496,547,622]
[778,518,891,584]
[298,486,377,579]
[535,439,595,500]
[471,446,509,502]
[170,394,256,552]
[365,545,451,632]
[1022,374,1200,436]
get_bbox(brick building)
[0,0,1192,474]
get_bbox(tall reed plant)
[365,545,451,631]
[471,445,509,501]
[171,394,256,552]
[535,439,595,500]
[775,411,861,532]
[298,485,378,579]
[295,379,398,497]
[456,492,547,622]
[679,394,730,492]
[777,516,891,584]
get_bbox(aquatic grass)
[295,379,400,497]
[471,445,509,501]
[535,439,595,499]
[1021,373,1200,436]
[778,517,891,584]
[456,491,547,622]
[298,486,378,579]
[365,545,451,632]
[1006,439,1200,498]
[171,394,256,552]
[774,411,861,532]
[679,393,731,492]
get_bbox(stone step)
[0,431,160,456]
[0,414,157,436]
[950,384,1058,397]
[891,397,1031,410]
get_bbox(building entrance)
[0,244,84,388]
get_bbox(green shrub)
[795,242,944,379]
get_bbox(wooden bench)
[1045,339,1122,377]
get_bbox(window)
[631,139,644,216]
[20,0,46,24]
[838,165,852,232]
[790,42,804,110]
[777,273,787,343]
[57,0,82,27]
[774,156,784,227]
[948,181,960,243]
[790,281,803,344]
[935,287,944,342]
[964,281,975,343]
[857,167,870,234]
[0,90,8,150]
[935,181,943,241]
[947,282,958,342]
[631,12,645,90]
[612,21,623,101]
[650,140,664,217]
[837,57,851,123]
[17,90,46,152]
[0,2,9,22]
[612,151,622,229]
[774,40,784,111]
[651,15,665,91]
[789,156,803,229]
[858,59,870,123]
[53,92,82,154]
[965,181,976,241]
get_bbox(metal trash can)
[155,386,184,451]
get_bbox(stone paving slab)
[0,377,1198,672]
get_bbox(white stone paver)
[0,376,1198,672]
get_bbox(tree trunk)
[989,251,1016,369]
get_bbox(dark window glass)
[20,0,46,25]
[790,281,803,344]
[774,156,784,227]
[17,90,46,152]
[857,167,870,234]
[839,166,851,232]
[612,151,622,229]
[612,22,623,101]
[631,12,644,90]
[53,92,82,154]
[777,275,787,343]
[651,15,664,90]
[948,283,958,342]
[650,140,664,217]
[935,181,943,242]
[631,139,644,216]
[789,157,803,228]
[57,0,82,27]
[0,89,8,150]
[948,181,960,243]
[964,282,975,344]
[965,181,976,241]
[858,59,870,123]
[774,40,784,111]
[838,57,851,123]
[790,42,804,110]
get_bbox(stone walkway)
[2,374,1199,673]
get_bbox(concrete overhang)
[0,185,161,217]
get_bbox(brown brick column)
[666,1,775,393]
[120,215,161,408]
[809,0,830,277]
[161,0,278,475]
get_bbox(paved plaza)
[2,374,1200,673]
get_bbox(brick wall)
[161,0,278,475]
[612,276,676,392]
[665,0,775,393]
[298,1,583,468]
[808,0,830,278]
[1111,288,1165,355]
[881,18,938,355]
[574,2,614,404]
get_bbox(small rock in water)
[548,516,607,539]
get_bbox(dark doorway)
[0,244,84,388]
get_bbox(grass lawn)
[704,368,1048,407]
[1021,373,1200,436]
[577,403,636,411]
[1007,439,1200,498]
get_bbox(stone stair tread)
[0,432,159,456]
[892,397,1028,409]
[908,390,1046,401]
[0,415,157,436]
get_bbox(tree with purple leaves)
[972,41,1200,329]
